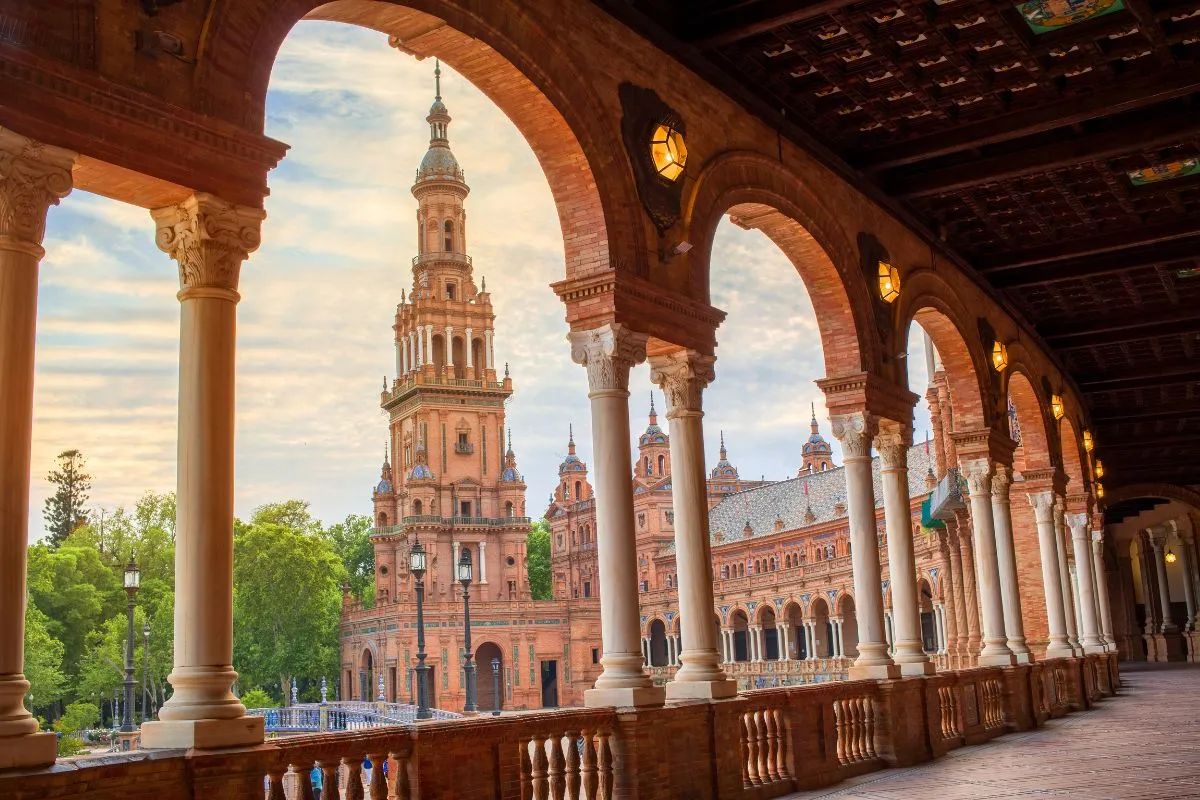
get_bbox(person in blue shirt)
[310,765,324,800]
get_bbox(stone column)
[485,329,494,371]
[960,459,1016,666]
[937,535,963,666]
[1175,526,1197,631]
[830,412,898,678]
[395,338,403,379]
[413,330,422,367]
[954,512,983,662]
[478,540,488,584]
[832,618,845,659]
[445,325,454,370]
[1053,498,1082,654]
[141,193,266,749]
[1092,532,1114,646]
[424,325,434,369]
[990,466,1031,661]
[1028,492,1074,658]
[804,622,815,660]
[570,324,663,707]
[876,428,933,674]
[465,327,473,369]
[1147,527,1177,633]
[1067,514,1105,652]
[945,529,969,665]
[0,127,74,770]
[649,350,734,698]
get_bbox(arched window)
[505,501,514,518]
[571,530,577,545]
[770,557,776,571]
[561,483,568,500]
[412,499,423,516]
[584,525,591,543]
[785,554,791,568]
[574,480,582,499]
[444,220,454,252]
[739,563,745,577]
[657,455,665,474]
[816,548,823,562]
[644,457,652,476]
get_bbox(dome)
[558,454,584,474]
[429,98,448,116]
[376,479,392,493]
[410,463,434,480]
[417,146,464,183]
[501,466,521,482]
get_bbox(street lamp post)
[457,549,477,714]
[409,537,431,720]
[491,657,501,716]
[141,622,151,721]
[121,559,140,733]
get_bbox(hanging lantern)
[1166,549,1178,564]
[877,261,901,303]
[649,123,687,182]
[991,341,1008,372]
[1082,430,1094,452]
[1095,483,1105,500]
[1095,460,1104,479]
[1050,394,1065,420]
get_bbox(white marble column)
[1053,498,1082,654]
[424,324,434,368]
[804,622,815,660]
[990,466,1031,661]
[141,193,266,749]
[395,338,403,379]
[485,329,494,371]
[1067,513,1105,652]
[465,327,473,369]
[830,412,898,678]
[1174,524,1197,632]
[445,326,454,370]
[960,459,1016,666]
[1147,527,1177,633]
[832,618,845,658]
[649,350,735,698]
[413,330,422,367]
[1028,492,1074,658]
[1091,532,1114,645]
[570,324,663,707]
[0,127,74,770]
[779,624,790,661]
[876,428,933,674]
[478,540,488,584]
[722,629,732,663]
[935,605,947,653]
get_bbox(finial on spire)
[434,59,442,101]
[504,361,510,378]
[507,427,513,452]
[811,401,816,420]
[382,375,387,390]
[720,429,726,451]
[481,275,486,292]
[568,423,576,454]
[401,289,406,304]
[649,391,656,419]
[384,441,389,464]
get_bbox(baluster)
[847,699,862,763]
[833,700,847,765]
[755,710,769,782]
[321,761,339,800]
[773,709,788,779]
[368,752,388,800]
[528,736,549,800]
[546,735,565,800]
[862,698,877,760]
[596,731,613,800]
[743,712,761,785]
[294,762,316,800]
[563,732,582,800]
[266,769,286,800]
[579,730,598,800]
[763,710,780,782]
[343,756,365,800]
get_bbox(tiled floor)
[782,663,1200,799]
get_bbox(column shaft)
[649,351,734,698]
[831,412,897,678]
[1092,533,1114,645]
[1067,514,1104,652]
[1053,499,1082,653]
[1148,531,1176,633]
[990,466,1030,660]
[571,325,662,708]
[961,459,1015,666]
[1028,492,1073,658]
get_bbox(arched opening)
[784,602,804,660]
[378,512,387,527]
[412,499,423,516]
[431,334,446,374]
[574,480,582,499]
[810,598,831,658]
[444,219,455,252]
[360,647,374,701]
[730,610,750,662]
[505,501,514,518]
[475,642,504,713]
[918,578,937,653]
[471,338,485,379]
[657,454,665,475]
[451,336,466,378]
[759,606,780,661]
[648,619,669,667]
[840,595,860,658]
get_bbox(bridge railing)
[249,702,461,732]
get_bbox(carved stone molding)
[1027,490,1056,523]
[0,128,75,250]
[1065,513,1089,538]
[648,350,714,418]
[830,411,878,459]
[959,458,992,498]
[568,323,647,395]
[873,428,910,471]
[991,464,1012,501]
[151,192,265,294]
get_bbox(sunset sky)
[28,21,931,541]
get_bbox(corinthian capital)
[151,192,265,295]
[0,128,75,252]
[991,464,1011,500]
[959,458,993,497]
[1065,512,1089,538]
[568,323,647,395]
[1027,490,1056,523]
[830,411,878,459]
[873,427,911,471]
[648,350,715,417]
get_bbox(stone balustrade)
[0,655,1118,800]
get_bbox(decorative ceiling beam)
[985,237,1200,288]
[885,111,1200,199]
[683,0,858,47]
[857,71,1200,171]
[1091,406,1200,424]
[1077,366,1200,392]
[976,219,1200,272]
[1042,309,1200,348]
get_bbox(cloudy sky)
[28,22,931,541]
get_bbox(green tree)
[322,514,375,607]
[43,450,92,547]
[250,500,322,535]
[26,543,121,678]
[239,688,277,709]
[233,522,344,697]
[54,700,99,734]
[527,519,551,600]
[23,603,66,714]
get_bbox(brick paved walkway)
[784,663,1200,800]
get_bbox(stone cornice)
[1019,468,1068,495]
[950,427,1017,466]
[816,372,920,424]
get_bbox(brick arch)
[194,0,643,281]
[1059,419,1091,498]
[899,289,992,431]
[755,603,778,625]
[1005,367,1056,473]
[644,616,668,637]
[684,151,879,377]
[1105,483,1200,513]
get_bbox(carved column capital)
[1065,512,1089,539]
[959,457,993,498]
[648,350,715,418]
[830,411,878,459]
[1091,530,1105,547]
[568,323,647,395]
[0,128,75,254]
[151,192,265,297]
[1146,525,1168,548]
[873,427,911,470]
[1027,490,1056,523]
[991,464,1011,501]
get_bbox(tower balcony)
[411,251,472,268]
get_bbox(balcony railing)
[453,441,475,455]
[411,251,472,267]
[4,655,1116,800]
[928,468,967,521]
[398,515,531,527]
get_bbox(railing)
[4,655,1118,800]
[453,441,475,454]
[411,252,472,267]
[928,468,967,521]
[249,703,460,732]
[399,514,531,527]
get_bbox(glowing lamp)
[991,341,1008,372]
[1095,460,1104,479]
[1166,549,1178,564]
[650,123,687,181]
[877,261,901,303]
[1095,483,1105,500]
[1083,430,1094,452]
[409,538,427,578]
[1050,394,1064,420]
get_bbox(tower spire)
[434,58,442,101]
[649,391,657,423]
[810,402,820,434]
[568,424,576,454]
[720,429,727,458]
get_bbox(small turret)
[637,393,670,480]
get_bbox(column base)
[978,652,1018,667]
[0,731,56,770]
[666,678,738,701]
[140,715,264,750]
[847,663,900,680]
[899,660,936,677]
[1082,643,1107,655]
[1044,644,1075,660]
[1012,651,1033,664]
[584,686,666,708]
[1150,633,1186,663]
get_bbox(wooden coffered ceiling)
[595,0,1200,490]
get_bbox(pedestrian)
[310,765,323,800]
[362,755,373,788]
